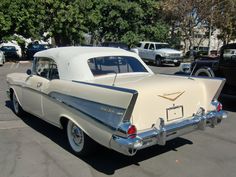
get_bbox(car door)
[141,43,150,60]
[22,58,50,118]
[148,43,155,61]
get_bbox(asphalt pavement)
[0,62,236,177]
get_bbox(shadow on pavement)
[6,106,192,175]
[81,138,192,175]
[5,100,13,110]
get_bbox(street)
[0,62,236,177]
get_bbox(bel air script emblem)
[158,91,185,101]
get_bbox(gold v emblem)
[158,91,185,101]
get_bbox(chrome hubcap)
[67,121,84,152]
[71,125,83,146]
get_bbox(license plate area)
[166,105,184,121]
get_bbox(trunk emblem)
[158,91,185,101]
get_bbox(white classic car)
[6,47,227,156]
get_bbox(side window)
[144,43,149,49]
[220,46,236,67]
[34,58,59,80]
[137,43,142,48]
[149,43,155,50]
[223,49,236,61]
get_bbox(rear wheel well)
[60,117,68,130]
[155,55,162,59]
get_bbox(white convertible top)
[34,47,153,81]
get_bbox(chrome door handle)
[37,82,42,88]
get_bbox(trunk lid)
[94,74,224,130]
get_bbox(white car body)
[0,51,5,65]
[136,41,183,66]
[6,47,227,156]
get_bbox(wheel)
[155,56,162,66]
[66,120,96,156]
[194,68,215,77]
[12,92,24,116]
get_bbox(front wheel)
[66,120,96,156]
[12,92,24,116]
[155,56,162,67]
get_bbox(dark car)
[185,46,209,59]
[0,46,19,60]
[189,43,236,95]
[100,42,130,50]
[26,43,51,60]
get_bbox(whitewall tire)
[12,92,24,116]
[66,120,96,156]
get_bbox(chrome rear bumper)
[110,110,227,156]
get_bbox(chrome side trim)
[8,82,138,130]
[110,110,227,156]
[49,92,126,130]
[72,80,139,122]
[123,91,138,122]
[72,80,138,94]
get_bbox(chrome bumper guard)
[110,110,227,156]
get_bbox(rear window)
[88,56,148,76]
[155,44,170,49]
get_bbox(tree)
[161,0,216,54]
[90,0,169,46]
[213,0,236,44]
[43,0,92,46]
[0,0,170,47]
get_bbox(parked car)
[6,47,227,156]
[0,42,22,58]
[185,46,209,59]
[181,43,236,95]
[0,46,19,60]
[26,43,51,60]
[0,50,5,65]
[135,41,183,66]
[100,41,130,50]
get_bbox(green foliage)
[0,0,169,46]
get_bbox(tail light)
[116,123,137,139]
[127,125,137,138]
[217,102,222,112]
[212,100,222,112]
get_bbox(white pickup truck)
[134,42,183,66]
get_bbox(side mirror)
[26,69,32,75]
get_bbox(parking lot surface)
[0,62,236,177]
